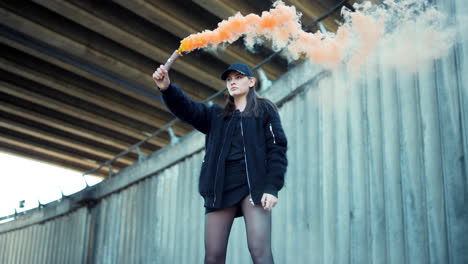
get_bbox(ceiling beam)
[0,56,192,137]
[0,102,155,156]
[0,34,163,109]
[0,117,136,166]
[286,0,339,32]
[0,144,108,178]
[0,81,167,148]
[0,6,154,96]
[32,0,226,92]
[191,0,254,20]
[0,133,123,174]
[0,5,216,109]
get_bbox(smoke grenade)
[163,50,181,71]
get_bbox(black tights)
[204,195,273,264]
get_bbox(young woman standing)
[153,62,288,264]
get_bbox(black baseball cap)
[221,62,254,80]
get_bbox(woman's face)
[225,71,255,98]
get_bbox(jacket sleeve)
[160,83,211,134]
[263,103,288,197]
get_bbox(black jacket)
[161,84,288,208]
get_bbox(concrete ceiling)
[0,0,356,178]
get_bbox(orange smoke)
[177,1,301,53]
[176,0,380,69]
[176,0,455,72]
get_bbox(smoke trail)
[373,0,456,71]
[178,1,302,53]
[178,0,456,72]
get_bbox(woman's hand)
[152,65,170,91]
[261,193,278,211]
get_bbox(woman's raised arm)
[152,65,212,134]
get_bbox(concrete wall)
[1,0,467,262]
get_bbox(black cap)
[221,62,254,80]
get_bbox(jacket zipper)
[269,123,276,144]
[240,115,253,203]
[212,117,233,207]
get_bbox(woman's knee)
[248,241,272,260]
[205,253,226,264]
[205,244,228,264]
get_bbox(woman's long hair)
[222,77,277,118]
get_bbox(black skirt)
[205,159,250,218]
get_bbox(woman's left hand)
[261,193,278,211]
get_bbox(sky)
[0,151,103,221]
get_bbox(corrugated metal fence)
[1,0,467,262]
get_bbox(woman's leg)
[204,206,237,264]
[241,196,274,264]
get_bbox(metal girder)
[0,30,163,108]
[0,102,155,156]
[0,56,191,137]
[0,6,153,95]
[286,0,339,31]
[0,144,109,178]
[0,133,123,175]
[0,117,135,166]
[0,81,166,147]
[191,0,254,20]
[32,0,226,93]
[0,3,217,108]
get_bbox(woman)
[152,62,288,264]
